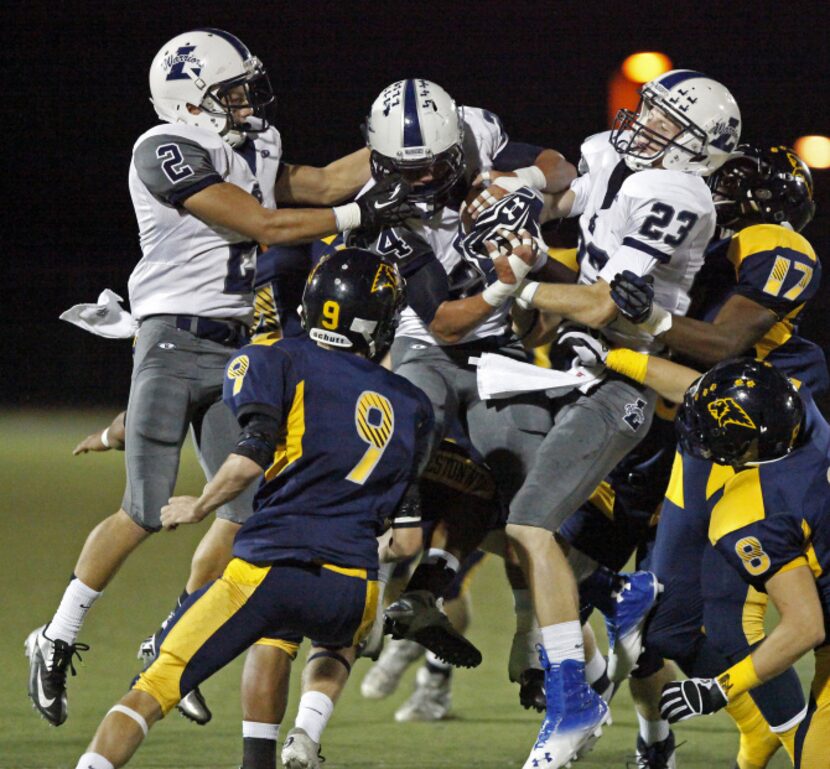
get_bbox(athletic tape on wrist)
[332,202,361,232]
[516,280,540,306]
[100,427,111,449]
[512,165,547,190]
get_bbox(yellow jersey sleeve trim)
[728,224,817,272]
[664,452,684,508]
[775,555,810,577]
[709,467,765,545]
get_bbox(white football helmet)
[364,79,465,214]
[610,70,741,176]
[149,28,274,147]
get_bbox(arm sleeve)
[400,254,451,325]
[134,134,224,205]
[492,140,545,172]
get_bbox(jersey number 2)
[346,391,395,484]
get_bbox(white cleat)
[281,727,323,769]
[394,666,452,722]
[360,638,423,699]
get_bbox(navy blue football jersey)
[225,335,434,569]
[690,224,827,395]
[708,391,830,624]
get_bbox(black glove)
[660,678,727,723]
[557,325,608,368]
[610,270,654,324]
[355,177,415,233]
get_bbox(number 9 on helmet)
[301,248,405,362]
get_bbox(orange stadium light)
[608,52,673,127]
[794,135,830,169]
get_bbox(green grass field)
[0,411,807,768]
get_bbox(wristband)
[512,165,547,190]
[332,202,361,232]
[642,305,673,336]
[482,280,519,307]
[716,656,762,702]
[606,348,649,384]
[507,253,533,283]
[516,280,541,306]
[100,427,112,449]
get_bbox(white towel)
[60,289,138,339]
[472,352,604,400]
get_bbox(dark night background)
[3,0,828,407]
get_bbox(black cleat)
[517,667,546,712]
[25,624,89,727]
[384,590,482,669]
[630,731,677,769]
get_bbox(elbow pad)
[232,412,281,471]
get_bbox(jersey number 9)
[347,391,396,484]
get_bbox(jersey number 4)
[346,391,396,484]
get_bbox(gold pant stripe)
[133,559,270,713]
[322,563,368,580]
[352,580,380,647]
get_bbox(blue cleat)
[606,571,661,683]
[522,647,609,769]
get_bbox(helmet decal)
[164,46,202,82]
[707,398,757,430]
[403,79,425,148]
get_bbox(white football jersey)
[127,123,282,322]
[570,131,715,351]
[360,106,514,344]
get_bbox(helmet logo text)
[164,45,203,81]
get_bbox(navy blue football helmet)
[676,358,804,467]
[708,144,816,232]
[301,248,404,361]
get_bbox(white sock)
[540,620,584,665]
[242,720,280,741]
[76,753,114,769]
[49,578,102,644]
[637,712,670,745]
[584,647,607,685]
[294,691,334,744]
[512,589,534,634]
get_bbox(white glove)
[557,327,609,368]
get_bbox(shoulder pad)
[734,224,816,262]
[578,131,616,173]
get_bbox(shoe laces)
[48,639,90,687]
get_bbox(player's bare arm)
[468,150,576,217]
[183,182,339,245]
[275,148,371,205]
[429,230,537,344]
[161,454,262,529]
[73,411,126,455]
[526,277,618,329]
[659,295,778,365]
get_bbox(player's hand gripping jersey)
[128,122,282,322]
[571,131,716,351]
[225,336,434,570]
